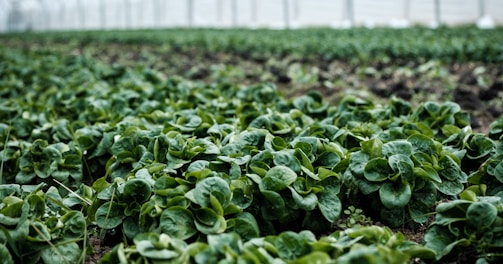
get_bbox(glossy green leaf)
[379,182,411,209]
[260,190,287,221]
[466,134,495,160]
[275,231,311,260]
[493,161,503,183]
[95,202,125,229]
[364,158,390,182]
[120,178,152,204]
[317,186,342,223]
[61,211,86,239]
[466,201,498,228]
[226,212,260,240]
[160,206,197,240]
[260,166,297,192]
[424,225,470,260]
[360,138,383,159]
[186,177,231,208]
[387,154,414,179]
[289,187,318,211]
[134,233,183,260]
[273,150,301,172]
[40,242,82,264]
[348,151,369,176]
[433,179,464,196]
[0,243,14,264]
[382,140,413,157]
[194,208,227,235]
[408,134,436,155]
[414,165,441,183]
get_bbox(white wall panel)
[1,0,502,32]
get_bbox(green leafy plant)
[101,226,435,264]
[424,192,503,263]
[337,205,373,229]
[0,184,88,263]
[343,134,467,227]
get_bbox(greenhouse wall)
[1,0,502,32]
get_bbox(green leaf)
[289,251,331,264]
[260,190,287,221]
[424,225,470,260]
[186,177,231,208]
[61,211,86,239]
[317,187,342,223]
[134,233,183,260]
[434,200,470,225]
[260,166,297,192]
[27,193,45,218]
[226,212,260,240]
[28,220,51,242]
[489,117,503,140]
[194,138,220,155]
[289,187,318,211]
[111,136,135,156]
[408,134,436,155]
[438,155,466,182]
[194,208,227,235]
[231,180,253,210]
[382,140,413,157]
[466,134,495,160]
[0,243,14,264]
[387,154,414,180]
[95,202,125,229]
[414,165,442,183]
[273,150,301,172]
[360,138,383,159]
[275,231,311,260]
[314,151,341,169]
[123,216,147,240]
[466,201,498,229]
[160,206,197,240]
[364,158,390,182]
[40,242,81,264]
[379,182,411,209]
[349,151,369,176]
[493,161,503,183]
[272,136,288,150]
[408,182,437,223]
[120,178,152,204]
[206,232,242,256]
[433,179,464,196]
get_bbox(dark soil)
[86,236,112,264]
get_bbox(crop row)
[1,37,503,263]
[2,26,503,63]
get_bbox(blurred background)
[1,0,501,32]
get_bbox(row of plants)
[2,26,503,63]
[4,28,502,134]
[1,39,503,262]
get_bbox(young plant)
[424,192,503,263]
[0,184,87,263]
[337,205,373,229]
[343,134,467,227]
